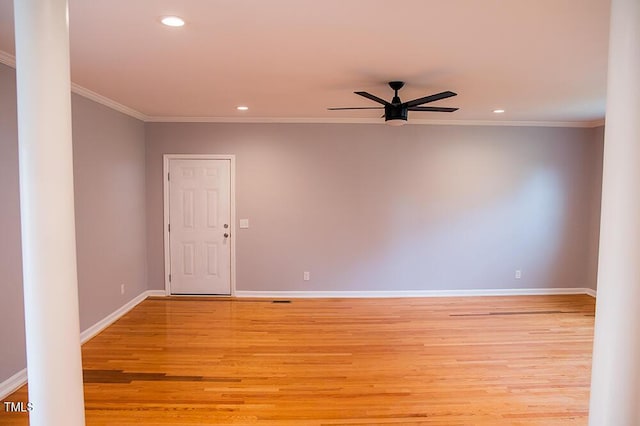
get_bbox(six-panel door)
[168,159,231,295]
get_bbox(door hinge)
[168,223,171,232]
[168,172,170,181]
[169,274,172,282]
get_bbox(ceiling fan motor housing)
[385,105,408,123]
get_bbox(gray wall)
[72,95,148,330]
[0,63,147,384]
[0,63,26,384]
[146,123,604,292]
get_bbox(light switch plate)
[239,219,249,229]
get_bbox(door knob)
[224,233,229,238]
[224,224,229,228]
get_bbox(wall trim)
[585,288,597,298]
[145,115,606,128]
[0,368,27,400]
[0,290,163,400]
[79,290,165,343]
[0,50,16,67]
[69,83,148,121]
[0,50,148,121]
[235,287,596,298]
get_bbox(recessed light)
[493,109,505,114]
[161,16,185,27]
[236,106,249,111]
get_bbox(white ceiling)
[0,0,610,124]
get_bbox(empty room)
[1,0,639,425]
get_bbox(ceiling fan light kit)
[384,106,409,125]
[329,81,458,125]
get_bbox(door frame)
[162,154,237,296]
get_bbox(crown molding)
[145,116,390,124]
[146,115,606,128]
[69,83,148,121]
[0,50,16,67]
[588,118,606,127]
[0,50,147,121]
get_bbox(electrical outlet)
[120,284,125,295]
[515,270,522,279]
[303,271,310,281]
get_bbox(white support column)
[589,0,640,424]
[13,0,86,425]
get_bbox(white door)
[168,159,231,295]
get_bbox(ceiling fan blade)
[408,106,459,112]
[354,91,391,106]
[404,91,457,108]
[327,107,385,110]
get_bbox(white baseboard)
[80,290,161,343]
[0,290,164,400]
[585,288,597,298]
[235,287,595,299]
[0,368,27,400]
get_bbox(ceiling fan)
[328,81,458,126]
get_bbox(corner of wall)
[586,125,605,292]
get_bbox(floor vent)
[272,300,292,304]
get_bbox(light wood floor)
[1,295,595,425]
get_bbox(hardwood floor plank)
[0,295,594,425]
